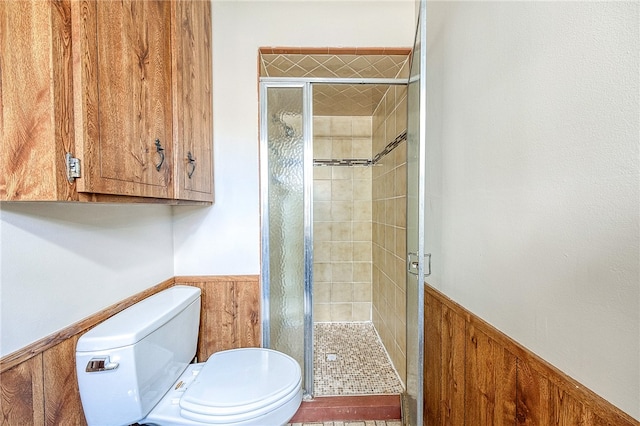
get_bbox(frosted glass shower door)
[260,83,313,396]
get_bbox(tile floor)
[313,322,404,396]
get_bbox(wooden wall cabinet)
[0,0,213,204]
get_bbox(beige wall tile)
[353,222,371,241]
[352,117,372,137]
[332,166,353,180]
[314,166,332,179]
[315,282,331,303]
[394,227,406,258]
[352,138,372,157]
[331,222,352,241]
[314,263,332,282]
[353,262,372,283]
[331,303,352,321]
[353,282,371,302]
[313,116,331,137]
[332,138,352,158]
[331,241,352,262]
[314,303,331,322]
[314,137,332,158]
[352,302,371,321]
[353,166,371,180]
[332,263,353,282]
[314,222,332,242]
[331,180,353,201]
[331,282,353,302]
[314,180,332,201]
[330,201,353,221]
[330,116,353,136]
[314,241,331,262]
[353,201,372,221]
[353,179,372,201]
[352,241,372,261]
[314,200,331,221]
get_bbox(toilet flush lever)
[85,356,119,373]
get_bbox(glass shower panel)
[261,84,312,395]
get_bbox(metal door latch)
[407,252,432,278]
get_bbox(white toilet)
[75,286,302,426]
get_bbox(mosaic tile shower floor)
[313,322,404,396]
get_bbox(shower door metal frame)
[259,76,409,399]
[405,1,428,424]
[260,81,315,398]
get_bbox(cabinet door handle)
[155,139,165,171]
[187,151,196,179]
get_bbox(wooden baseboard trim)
[289,395,402,423]
[0,278,175,373]
[175,274,259,283]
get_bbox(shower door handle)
[407,252,431,278]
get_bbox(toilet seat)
[142,347,302,425]
[179,348,302,424]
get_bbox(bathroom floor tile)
[313,322,404,396]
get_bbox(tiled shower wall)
[313,116,373,322]
[372,86,408,383]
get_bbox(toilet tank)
[76,285,201,426]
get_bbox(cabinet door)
[172,0,214,202]
[0,0,75,201]
[73,0,173,199]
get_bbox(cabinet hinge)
[65,153,81,182]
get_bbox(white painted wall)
[0,203,174,357]
[172,0,416,275]
[424,1,639,419]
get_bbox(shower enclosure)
[260,10,427,422]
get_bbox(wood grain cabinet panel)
[1,0,213,203]
[0,0,75,201]
[72,0,173,199]
[172,0,214,202]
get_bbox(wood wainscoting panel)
[424,284,639,426]
[425,288,466,425]
[0,354,44,425]
[42,335,85,426]
[516,357,551,425]
[465,324,517,425]
[235,279,261,348]
[174,276,261,362]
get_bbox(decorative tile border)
[314,131,406,168]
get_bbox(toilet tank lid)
[76,286,201,352]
